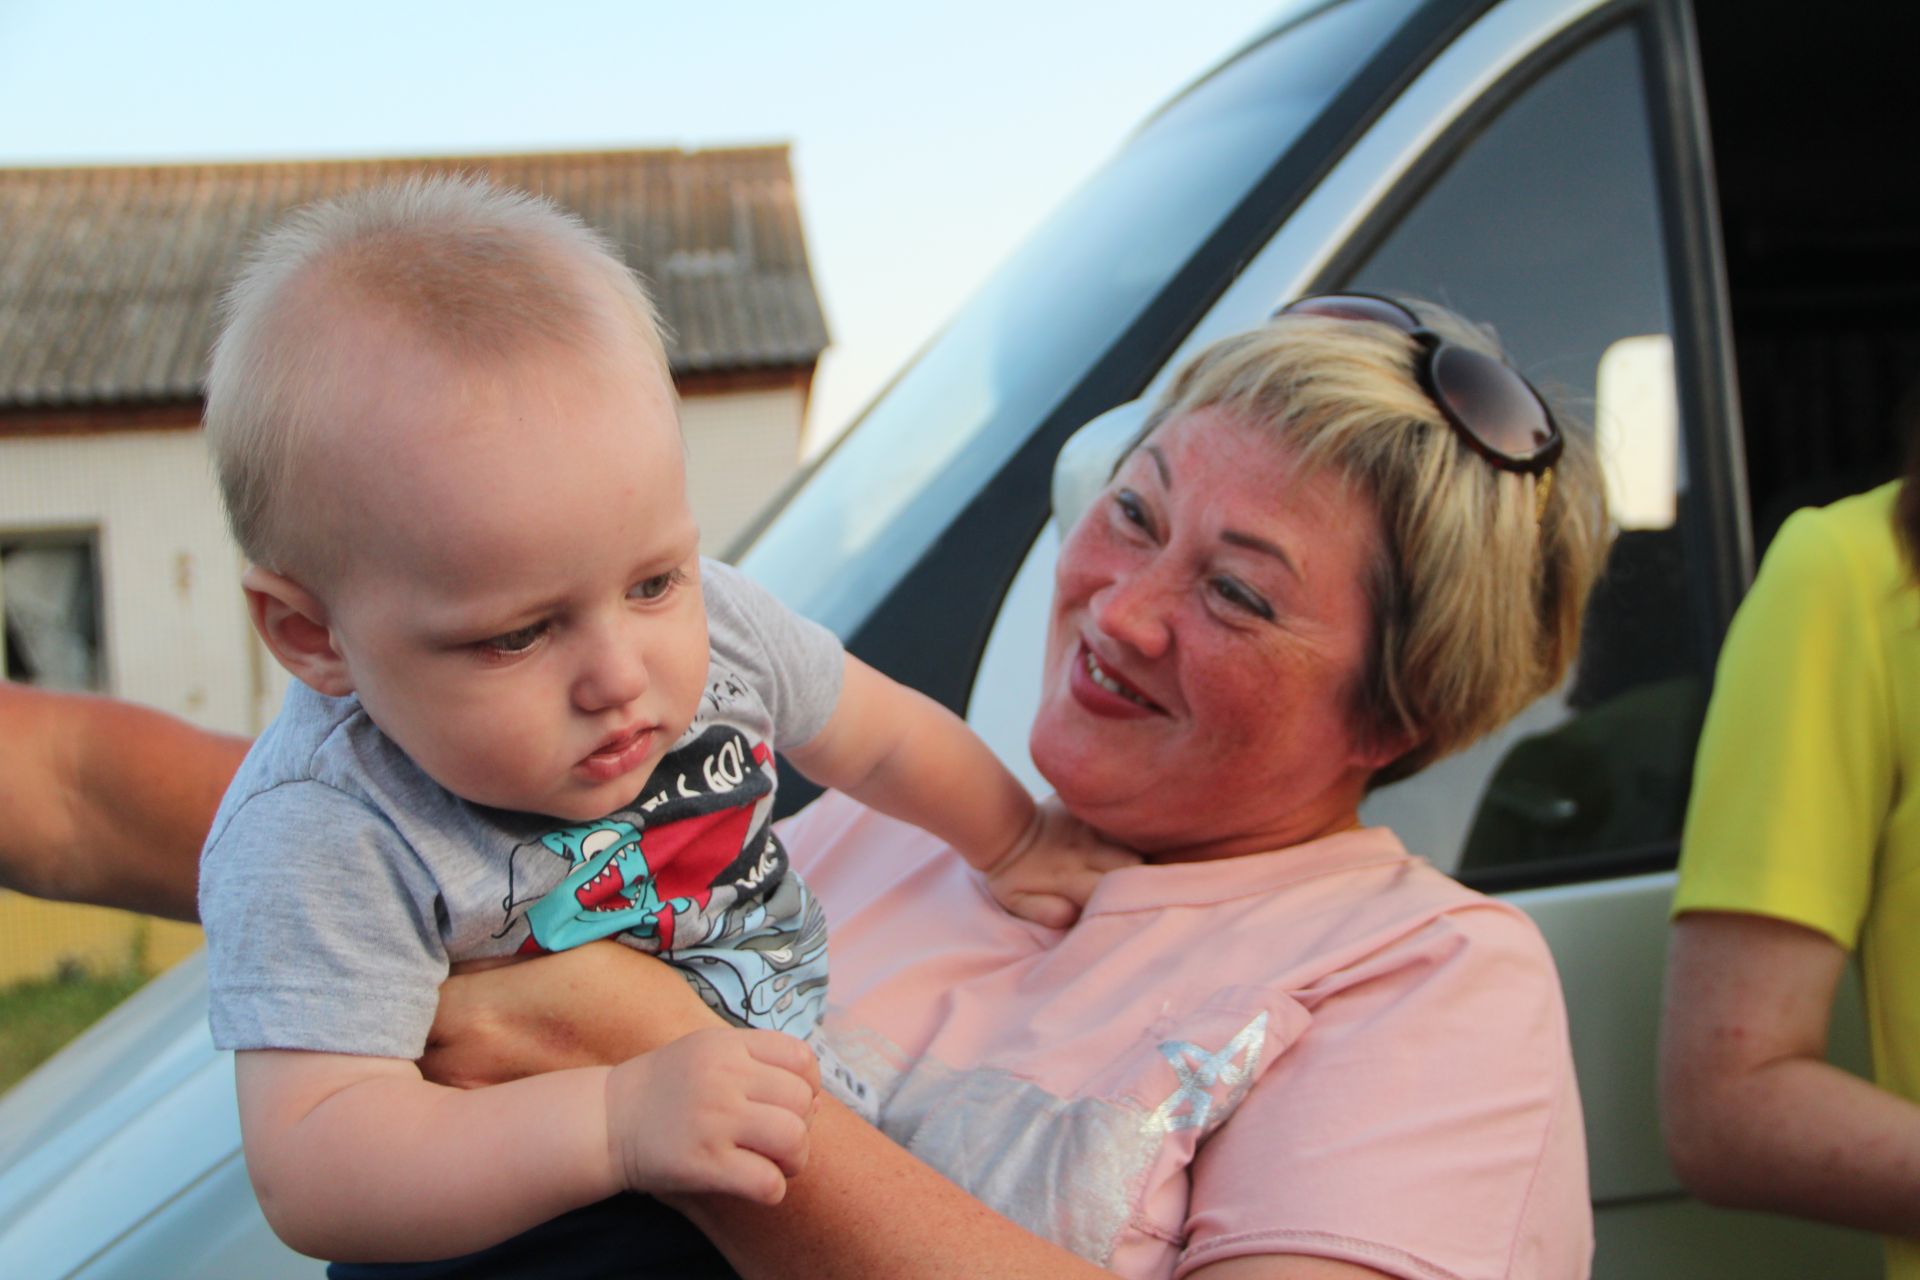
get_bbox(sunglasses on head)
[1278,292,1563,477]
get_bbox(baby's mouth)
[577,724,657,780]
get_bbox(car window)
[740,0,1421,635]
[1343,20,1708,884]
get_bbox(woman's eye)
[631,568,685,601]
[1212,576,1274,620]
[1113,489,1151,531]
[480,622,547,655]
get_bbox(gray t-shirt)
[200,559,843,1059]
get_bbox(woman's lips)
[1068,642,1165,718]
[576,724,657,783]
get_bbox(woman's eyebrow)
[1221,530,1301,580]
[1143,445,1172,488]
[1147,443,1301,580]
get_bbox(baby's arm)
[236,1027,817,1262]
[785,655,1135,927]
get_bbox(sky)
[0,0,1290,452]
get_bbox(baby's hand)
[604,1026,820,1204]
[983,797,1140,929]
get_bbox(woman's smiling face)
[1028,406,1399,862]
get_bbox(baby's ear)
[242,565,354,696]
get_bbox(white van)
[2,0,1907,1274]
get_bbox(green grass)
[0,967,152,1092]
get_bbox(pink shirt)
[783,792,1591,1280]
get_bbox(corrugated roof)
[0,147,829,409]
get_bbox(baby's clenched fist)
[604,1027,821,1204]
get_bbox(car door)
[965,1,1878,1276]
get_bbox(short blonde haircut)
[1132,302,1611,786]
[204,174,671,575]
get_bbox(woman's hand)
[420,941,719,1088]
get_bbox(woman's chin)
[1029,741,1121,821]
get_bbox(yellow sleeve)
[1673,505,1898,949]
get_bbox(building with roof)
[0,146,830,735]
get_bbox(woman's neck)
[1133,801,1367,866]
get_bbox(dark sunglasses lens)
[1428,345,1556,459]
[1281,294,1418,333]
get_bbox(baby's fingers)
[738,1098,813,1177]
[741,1053,820,1118]
[1004,891,1081,930]
[1084,842,1143,872]
[740,1029,822,1095]
[705,1147,792,1206]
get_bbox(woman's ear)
[242,565,355,696]
[1352,718,1422,776]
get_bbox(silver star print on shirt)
[1146,1011,1270,1134]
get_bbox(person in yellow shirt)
[1662,455,1920,1275]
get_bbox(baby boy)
[196,176,1124,1263]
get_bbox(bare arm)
[1661,909,1920,1233]
[1186,1260,1394,1280]
[0,682,246,920]
[240,1027,816,1262]
[786,656,1134,926]
[675,1113,1394,1280]
[785,656,1036,872]
[424,946,1392,1280]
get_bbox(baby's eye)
[1211,576,1274,620]
[480,622,548,655]
[630,568,686,601]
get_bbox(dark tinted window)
[1342,23,1705,885]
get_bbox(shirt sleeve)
[700,557,845,748]
[1176,903,1592,1280]
[200,779,448,1058]
[1673,506,1896,948]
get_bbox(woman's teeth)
[1086,650,1152,707]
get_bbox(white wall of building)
[681,384,807,555]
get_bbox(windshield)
[742,0,1420,630]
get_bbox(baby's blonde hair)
[1133,303,1611,786]
[204,174,671,576]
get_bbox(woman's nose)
[572,619,649,713]
[1089,569,1174,660]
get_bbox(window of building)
[0,532,104,691]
